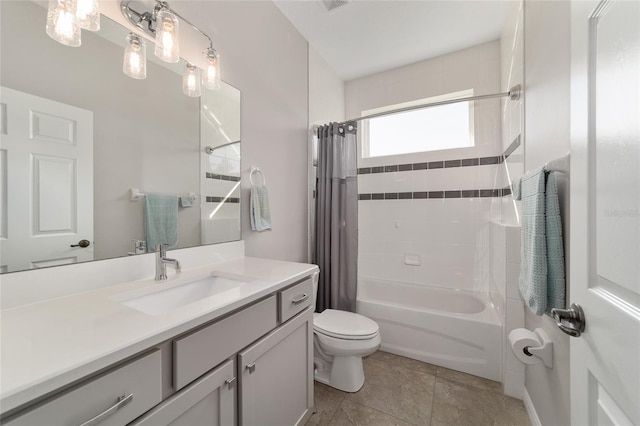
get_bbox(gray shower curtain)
[314,122,358,312]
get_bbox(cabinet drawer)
[279,278,313,323]
[5,350,162,426]
[174,295,277,390]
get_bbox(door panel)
[33,155,76,233]
[570,1,640,424]
[0,87,93,272]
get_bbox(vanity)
[0,243,317,426]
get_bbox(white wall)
[307,46,345,262]
[523,1,571,425]
[349,41,503,293]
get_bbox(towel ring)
[250,166,266,186]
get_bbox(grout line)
[429,368,438,426]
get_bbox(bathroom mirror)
[0,0,241,274]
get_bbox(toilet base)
[314,355,365,393]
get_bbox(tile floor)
[306,351,530,426]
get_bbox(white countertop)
[0,256,318,414]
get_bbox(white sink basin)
[119,274,250,315]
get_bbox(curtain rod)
[346,85,522,123]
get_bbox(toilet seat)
[313,309,379,340]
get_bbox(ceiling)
[273,0,510,81]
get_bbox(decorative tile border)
[358,155,502,175]
[206,196,240,203]
[357,185,513,200]
[359,188,503,200]
[357,135,521,176]
[355,136,520,200]
[205,172,241,182]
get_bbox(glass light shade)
[202,49,221,90]
[154,8,179,63]
[46,0,81,47]
[76,0,100,31]
[183,63,201,97]
[123,33,147,80]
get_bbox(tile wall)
[490,222,525,398]
[349,41,504,293]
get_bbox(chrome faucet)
[155,243,181,281]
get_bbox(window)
[362,90,475,158]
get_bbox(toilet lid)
[313,309,379,340]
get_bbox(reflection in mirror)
[0,0,241,274]
[201,86,241,244]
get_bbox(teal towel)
[515,167,566,315]
[145,194,179,252]
[250,185,272,232]
[180,195,195,208]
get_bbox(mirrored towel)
[145,193,179,252]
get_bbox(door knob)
[70,239,91,248]
[551,303,586,337]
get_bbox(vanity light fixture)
[202,48,221,90]
[120,1,222,97]
[76,0,100,32]
[154,7,179,63]
[46,0,82,47]
[123,33,147,80]
[183,63,202,97]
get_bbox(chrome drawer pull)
[79,393,133,426]
[246,362,256,373]
[291,293,309,305]
[225,377,236,389]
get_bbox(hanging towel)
[145,194,179,252]
[515,167,566,315]
[250,185,272,231]
[180,195,195,208]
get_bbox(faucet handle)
[156,243,168,256]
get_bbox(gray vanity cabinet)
[130,359,236,426]
[2,276,315,426]
[238,307,314,426]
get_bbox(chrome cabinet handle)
[551,303,586,337]
[291,293,309,305]
[246,363,256,373]
[78,393,133,426]
[225,377,236,389]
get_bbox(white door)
[570,1,640,425]
[0,87,93,273]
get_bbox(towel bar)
[545,152,570,174]
[130,188,197,202]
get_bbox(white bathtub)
[357,277,502,381]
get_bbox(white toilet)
[311,272,381,392]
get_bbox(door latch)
[551,303,586,337]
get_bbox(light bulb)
[123,33,147,80]
[183,63,201,97]
[202,49,221,90]
[46,0,81,47]
[76,0,100,31]
[154,8,179,63]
